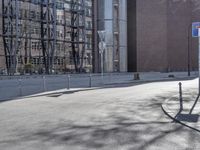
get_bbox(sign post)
[98,31,106,84]
[198,28,200,94]
[187,22,200,114]
[192,22,200,94]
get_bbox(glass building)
[0,0,93,75]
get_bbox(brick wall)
[128,0,199,72]
[136,0,168,72]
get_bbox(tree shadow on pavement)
[1,95,199,150]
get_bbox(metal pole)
[89,74,92,87]
[189,23,200,114]
[101,52,104,84]
[67,75,70,90]
[18,77,22,96]
[199,36,200,94]
[43,76,46,92]
[110,73,112,84]
[188,25,191,76]
[179,82,183,111]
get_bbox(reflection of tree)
[16,2,33,73]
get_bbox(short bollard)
[43,76,46,92]
[179,82,183,111]
[109,73,112,83]
[134,73,140,80]
[101,74,104,85]
[89,74,92,87]
[18,78,22,96]
[67,75,71,90]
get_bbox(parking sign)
[192,22,200,37]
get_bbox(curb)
[26,76,196,98]
[161,96,200,133]
[0,75,197,102]
[161,104,200,133]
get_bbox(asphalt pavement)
[0,78,200,150]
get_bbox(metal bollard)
[101,73,104,85]
[67,75,71,90]
[43,76,46,92]
[89,74,92,87]
[134,73,140,80]
[109,73,112,84]
[179,82,183,111]
[18,77,22,96]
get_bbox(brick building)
[1,0,200,75]
[128,0,200,72]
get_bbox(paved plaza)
[0,78,200,150]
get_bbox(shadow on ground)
[1,94,199,149]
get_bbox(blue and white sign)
[192,22,200,37]
[192,22,200,94]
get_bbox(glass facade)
[0,0,93,74]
